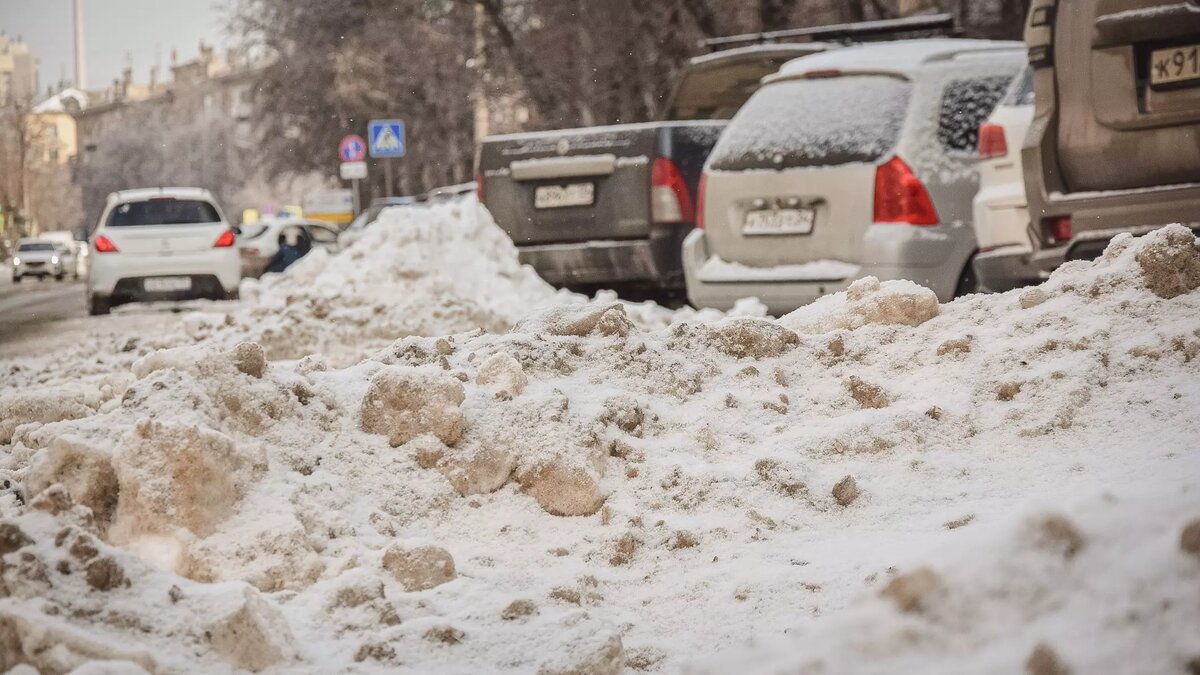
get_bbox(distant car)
[86,187,241,315]
[237,217,342,277]
[427,182,477,202]
[338,196,420,248]
[1022,0,1200,268]
[39,231,82,279]
[972,66,1037,293]
[683,39,1023,314]
[11,238,66,282]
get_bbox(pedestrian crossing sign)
[368,120,406,158]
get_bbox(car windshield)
[708,75,911,171]
[107,198,221,227]
[18,242,55,252]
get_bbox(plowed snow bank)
[1,219,1198,673]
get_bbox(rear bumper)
[89,250,241,298]
[973,244,1044,293]
[1030,183,1200,270]
[683,224,973,315]
[516,223,692,289]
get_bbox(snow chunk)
[111,420,263,542]
[360,367,466,447]
[381,543,457,591]
[25,436,118,528]
[476,352,528,397]
[512,303,634,338]
[779,276,939,333]
[0,385,101,444]
[1133,224,1200,298]
[204,586,297,672]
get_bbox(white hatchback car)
[87,188,240,315]
[971,67,1039,293]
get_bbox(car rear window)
[935,75,1014,153]
[708,75,911,171]
[107,199,221,227]
[18,242,54,252]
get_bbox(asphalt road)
[0,277,87,345]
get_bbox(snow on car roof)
[775,38,1023,79]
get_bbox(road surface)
[0,278,86,345]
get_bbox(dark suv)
[1022,0,1200,267]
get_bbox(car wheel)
[954,257,980,298]
[88,294,111,316]
[12,275,21,284]
[55,273,65,281]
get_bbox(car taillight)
[696,173,707,230]
[213,230,236,248]
[651,157,695,224]
[475,170,485,203]
[1041,216,1072,244]
[94,235,118,253]
[978,122,1008,160]
[873,156,939,226]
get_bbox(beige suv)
[1022,0,1200,267]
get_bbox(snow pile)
[0,226,1197,672]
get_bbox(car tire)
[88,294,111,316]
[12,275,21,284]
[55,273,65,281]
[954,257,980,298]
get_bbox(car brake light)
[978,122,1008,160]
[651,157,695,224]
[94,235,119,253]
[873,156,939,226]
[696,173,707,230]
[213,230,236,248]
[475,170,486,203]
[1041,216,1072,244]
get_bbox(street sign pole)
[384,159,395,198]
[352,179,361,216]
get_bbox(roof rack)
[701,13,959,51]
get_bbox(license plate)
[534,183,595,209]
[144,277,192,292]
[1150,43,1200,87]
[742,209,815,236]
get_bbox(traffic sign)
[368,120,406,158]
[340,161,367,181]
[339,135,366,163]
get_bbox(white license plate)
[1150,43,1200,87]
[742,209,815,236]
[534,183,595,209]
[144,277,192,292]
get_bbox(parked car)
[1023,0,1200,267]
[971,66,1038,293]
[338,196,421,248]
[428,182,477,202]
[477,43,831,298]
[11,238,66,282]
[238,217,342,278]
[683,39,1024,315]
[86,187,240,315]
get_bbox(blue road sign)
[368,120,406,158]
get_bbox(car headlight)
[12,257,19,266]
[51,256,60,264]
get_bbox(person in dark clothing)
[265,226,313,274]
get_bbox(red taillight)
[1042,216,1072,244]
[696,173,707,230]
[978,122,1008,160]
[651,157,695,224]
[475,170,485,203]
[873,156,939,226]
[94,235,118,253]
[213,230,236,248]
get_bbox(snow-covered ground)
[0,200,1197,674]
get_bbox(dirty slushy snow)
[0,201,1198,674]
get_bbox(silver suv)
[683,39,1024,315]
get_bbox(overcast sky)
[0,0,227,96]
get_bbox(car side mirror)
[232,226,243,236]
